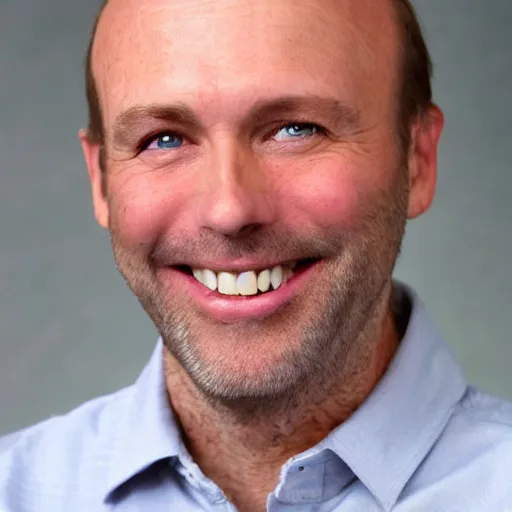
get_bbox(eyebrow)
[111,103,201,148]
[110,95,362,149]
[244,96,362,133]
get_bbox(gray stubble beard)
[113,165,409,419]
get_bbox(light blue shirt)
[1,284,512,511]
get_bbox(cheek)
[281,159,368,230]
[108,172,190,250]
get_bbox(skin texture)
[80,0,443,509]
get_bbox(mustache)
[150,226,345,266]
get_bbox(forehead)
[93,0,399,129]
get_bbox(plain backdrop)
[0,0,511,435]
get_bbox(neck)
[164,288,400,510]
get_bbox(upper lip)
[170,258,305,273]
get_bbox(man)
[1,0,511,510]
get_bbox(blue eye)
[274,123,319,141]
[146,133,183,150]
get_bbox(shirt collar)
[316,282,468,510]
[103,339,183,502]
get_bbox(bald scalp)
[85,0,432,154]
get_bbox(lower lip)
[161,262,321,322]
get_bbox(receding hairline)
[85,0,430,148]
[88,0,404,81]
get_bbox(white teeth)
[191,263,295,295]
[237,271,258,296]
[193,269,205,285]
[218,272,239,295]
[203,269,218,291]
[270,265,284,290]
[257,269,270,293]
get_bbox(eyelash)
[138,122,326,152]
[138,132,180,152]
[269,122,326,141]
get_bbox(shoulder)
[445,385,512,470]
[458,385,512,428]
[442,385,512,456]
[402,386,512,510]
[0,386,132,509]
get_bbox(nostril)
[213,223,262,239]
[236,223,262,238]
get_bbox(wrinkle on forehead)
[95,0,396,68]
[93,0,399,132]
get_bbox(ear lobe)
[79,129,109,229]
[407,105,444,219]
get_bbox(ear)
[407,104,444,219]
[79,129,109,228]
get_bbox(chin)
[165,321,316,403]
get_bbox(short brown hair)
[85,0,108,146]
[85,0,432,153]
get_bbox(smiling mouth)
[174,259,319,297]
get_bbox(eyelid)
[136,121,325,151]
[138,130,185,152]
[268,121,326,139]
[278,122,321,131]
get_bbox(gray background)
[0,0,510,435]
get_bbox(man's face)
[83,0,434,403]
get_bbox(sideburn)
[99,146,107,196]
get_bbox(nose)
[197,138,276,237]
